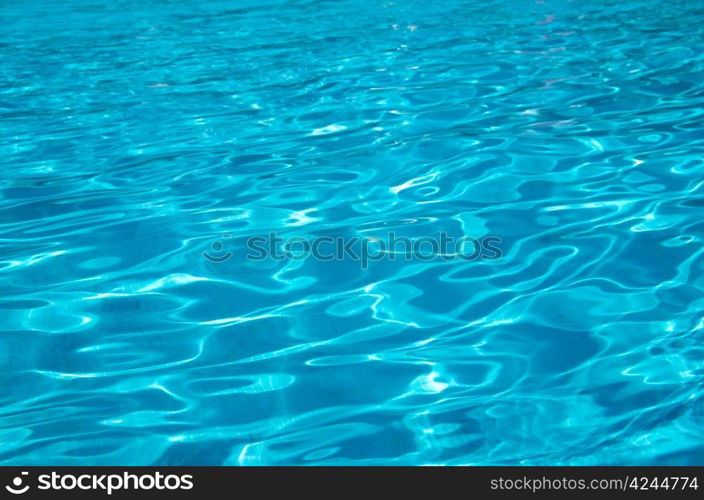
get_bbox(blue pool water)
[1,0,703,466]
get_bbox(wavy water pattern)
[1,0,704,465]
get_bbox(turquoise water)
[1,0,704,465]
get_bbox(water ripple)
[1,0,703,465]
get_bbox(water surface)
[1,0,703,465]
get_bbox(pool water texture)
[1,0,703,465]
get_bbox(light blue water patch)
[1,0,703,465]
